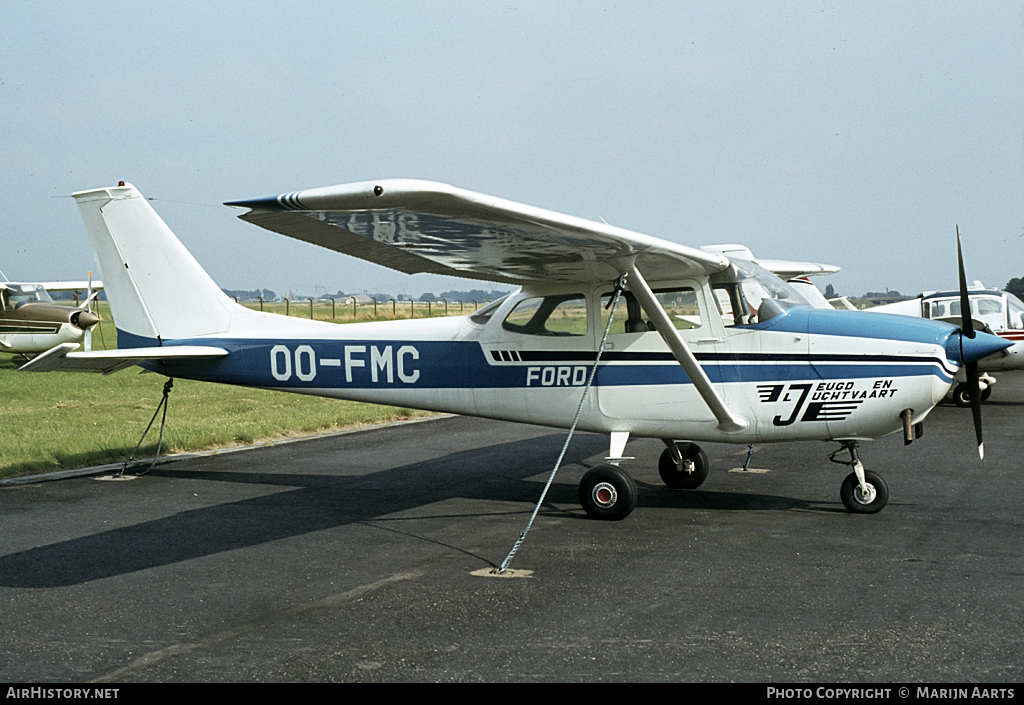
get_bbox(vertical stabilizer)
[73,183,237,344]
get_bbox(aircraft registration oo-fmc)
[22,180,1011,519]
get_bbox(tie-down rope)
[119,377,174,476]
[497,272,629,573]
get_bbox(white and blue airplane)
[21,181,1011,519]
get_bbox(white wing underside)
[0,281,104,292]
[226,180,730,285]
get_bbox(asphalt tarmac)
[2,372,1022,683]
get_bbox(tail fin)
[73,183,238,344]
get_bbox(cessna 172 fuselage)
[22,181,1011,519]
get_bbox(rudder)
[73,183,238,344]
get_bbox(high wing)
[18,342,228,375]
[227,179,745,433]
[37,281,104,293]
[226,180,730,285]
[700,244,839,280]
[754,259,839,280]
[1,281,105,294]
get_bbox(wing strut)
[623,262,748,434]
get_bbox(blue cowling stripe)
[750,307,958,345]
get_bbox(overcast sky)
[2,1,1021,300]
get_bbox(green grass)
[0,302,451,479]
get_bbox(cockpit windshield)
[1,284,54,310]
[710,258,814,326]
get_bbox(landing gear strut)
[829,441,889,514]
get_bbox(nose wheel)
[830,441,889,514]
[658,441,709,489]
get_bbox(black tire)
[579,465,638,521]
[840,471,889,514]
[658,443,709,489]
[952,383,971,407]
[981,386,993,402]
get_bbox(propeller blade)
[85,270,94,353]
[956,226,975,339]
[957,227,984,458]
[967,360,984,459]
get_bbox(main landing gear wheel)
[658,443,709,489]
[840,470,889,514]
[579,465,638,521]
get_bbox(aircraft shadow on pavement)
[635,484,815,513]
[0,431,600,588]
[0,429,822,588]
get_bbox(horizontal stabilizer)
[18,343,228,375]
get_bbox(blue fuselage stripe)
[121,330,955,390]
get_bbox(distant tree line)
[50,290,106,302]
[425,288,510,303]
[1005,278,1024,299]
[223,289,278,302]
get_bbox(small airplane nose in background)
[71,310,100,330]
[954,330,1014,365]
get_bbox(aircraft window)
[710,258,812,326]
[502,294,588,336]
[711,284,750,327]
[976,298,1003,315]
[972,296,1005,330]
[469,294,510,325]
[1008,295,1024,329]
[927,298,962,319]
[6,284,51,309]
[600,288,701,333]
[930,296,1008,329]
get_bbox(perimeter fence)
[236,297,490,323]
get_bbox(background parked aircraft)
[0,273,102,358]
[867,282,1024,405]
